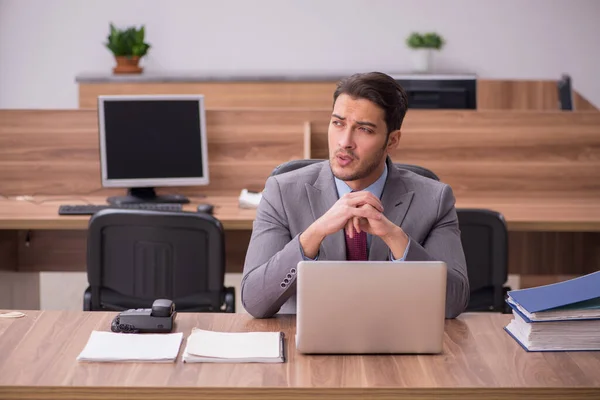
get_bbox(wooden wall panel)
[9,229,599,276]
[0,231,18,271]
[17,230,87,272]
[79,79,598,111]
[0,109,307,197]
[311,109,600,156]
[14,229,251,274]
[477,80,598,111]
[2,109,599,197]
[477,80,559,110]
[79,82,337,109]
[508,232,600,275]
[310,110,600,196]
[224,230,252,274]
[0,160,288,197]
[519,274,580,289]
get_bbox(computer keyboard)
[58,203,183,215]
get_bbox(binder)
[506,271,600,322]
[504,271,600,352]
[504,310,600,352]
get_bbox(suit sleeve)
[241,176,303,318]
[404,184,470,318]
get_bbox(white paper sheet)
[77,331,183,362]
[183,328,283,363]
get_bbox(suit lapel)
[369,159,415,261]
[306,161,346,260]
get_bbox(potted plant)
[406,32,444,73]
[105,23,151,74]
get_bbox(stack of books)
[505,271,600,352]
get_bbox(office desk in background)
[0,196,255,231]
[0,310,599,400]
[1,194,599,278]
[1,195,600,232]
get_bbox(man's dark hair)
[333,72,409,134]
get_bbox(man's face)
[328,94,400,189]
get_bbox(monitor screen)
[98,95,209,188]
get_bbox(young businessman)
[241,72,469,319]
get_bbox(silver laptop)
[295,261,447,354]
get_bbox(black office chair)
[457,209,510,313]
[270,159,511,312]
[83,209,235,313]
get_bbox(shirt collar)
[334,163,388,199]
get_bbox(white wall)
[0,0,599,108]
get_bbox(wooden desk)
[0,311,598,399]
[0,195,254,231]
[1,194,599,232]
[1,194,599,278]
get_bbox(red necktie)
[345,228,368,261]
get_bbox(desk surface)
[0,311,599,400]
[0,195,255,231]
[0,194,599,232]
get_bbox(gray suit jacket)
[241,158,470,319]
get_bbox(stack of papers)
[504,271,600,351]
[182,328,285,363]
[77,331,183,362]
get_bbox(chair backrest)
[270,159,440,181]
[86,209,226,312]
[457,209,509,312]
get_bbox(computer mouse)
[196,203,214,214]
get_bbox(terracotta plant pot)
[113,56,142,74]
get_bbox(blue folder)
[508,271,600,314]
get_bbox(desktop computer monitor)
[98,94,209,205]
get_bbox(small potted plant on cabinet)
[406,32,444,73]
[105,23,151,74]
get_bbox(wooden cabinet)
[76,74,597,111]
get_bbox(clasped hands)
[318,191,396,239]
[300,191,409,260]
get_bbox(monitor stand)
[107,187,191,205]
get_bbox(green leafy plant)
[105,23,151,58]
[406,32,445,50]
